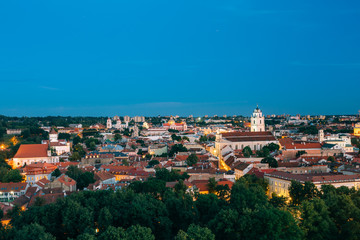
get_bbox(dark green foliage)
[242,146,253,157]
[289,181,319,205]
[185,154,198,166]
[114,134,122,141]
[169,144,187,157]
[261,157,278,168]
[199,135,208,142]
[269,193,287,208]
[296,150,307,158]
[6,169,360,240]
[148,160,159,167]
[66,165,95,190]
[299,125,318,134]
[51,168,61,178]
[175,224,215,240]
[0,168,24,182]
[171,134,182,142]
[155,168,189,182]
[58,133,71,141]
[12,223,56,240]
[300,199,337,240]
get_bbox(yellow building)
[354,123,360,136]
[265,171,360,198]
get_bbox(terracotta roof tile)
[14,144,48,158]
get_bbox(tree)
[267,143,280,152]
[148,160,159,167]
[269,193,287,208]
[242,146,253,157]
[34,197,46,207]
[174,180,187,194]
[289,180,319,205]
[171,134,182,142]
[98,207,113,232]
[300,199,337,240]
[175,224,215,240]
[13,223,55,240]
[51,168,61,178]
[182,136,190,142]
[66,166,95,190]
[98,226,126,240]
[186,154,198,167]
[169,144,187,157]
[296,150,307,158]
[61,199,93,238]
[261,157,278,168]
[114,134,122,141]
[199,135,208,143]
[126,225,155,240]
[207,178,217,194]
[58,133,71,141]
[72,136,81,146]
[77,233,96,240]
[195,194,223,225]
[3,169,24,182]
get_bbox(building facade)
[251,106,265,132]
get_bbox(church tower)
[106,118,112,129]
[319,129,324,142]
[49,128,58,142]
[251,105,265,132]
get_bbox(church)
[215,106,278,155]
[162,117,187,131]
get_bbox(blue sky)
[0,0,359,117]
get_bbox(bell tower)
[250,105,265,132]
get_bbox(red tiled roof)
[95,171,115,181]
[284,142,322,150]
[266,171,360,183]
[35,178,50,188]
[23,163,57,175]
[14,144,48,158]
[0,182,28,192]
[57,175,76,187]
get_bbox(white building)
[215,131,278,155]
[12,144,59,167]
[251,106,265,132]
[42,129,70,156]
[107,118,112,129]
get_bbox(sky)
[0,0,359,117]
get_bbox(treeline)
[1,174,360,240]
[0,115,107,129]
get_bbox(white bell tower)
[319,129,324,142]
[106,118,112,129]
[251,105,265,132]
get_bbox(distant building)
[251,105,265,132]
[133,116,145,122]
[42,129,70,155]
[47,174,77,192]
[12,144,59,167]
[6,129,22,135]
[354,123,360,136]
[124,116,131,122]
[23,162,57,185]
[163,117,187,131]
[215,131,278,154]
[0,182,29,202]
[107,118,112,129]
[265,171,360,198]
